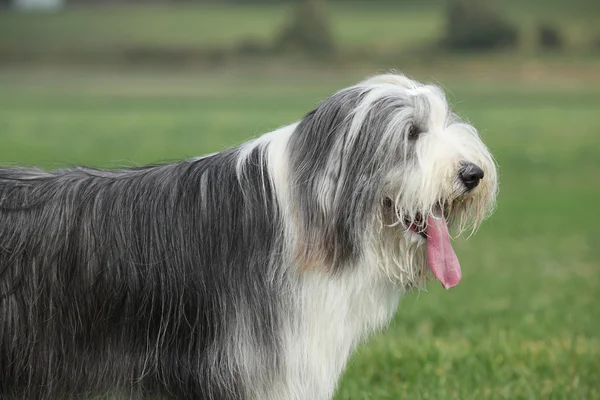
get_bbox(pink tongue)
[426,215,461,289]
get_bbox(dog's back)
[0,152,284,400]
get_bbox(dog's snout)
[459,162,484,190]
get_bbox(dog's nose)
[459,162,484,190]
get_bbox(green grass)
[0,67,598,399]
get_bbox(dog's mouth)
[385,198,461,290]
[403,212,427,239]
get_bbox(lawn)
[0,67,598,399]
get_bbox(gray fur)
[0,148,284,399]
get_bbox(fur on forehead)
[359,73,445,97]
[348,74,451,136]
[360,73,421,89]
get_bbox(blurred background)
[0,0,598,398]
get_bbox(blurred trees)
[443,0,518,50]
[275,0,335,54]
[537,22,563,50]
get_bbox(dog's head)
[288,73,498,289]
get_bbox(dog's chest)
[265,268,400,400]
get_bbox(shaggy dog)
[0,73,497,400]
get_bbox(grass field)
[0,66,598,399]
[1,0,600,398]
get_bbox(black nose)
[459,162,484,190]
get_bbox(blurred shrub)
[536,22,563,50]
[443,0,518,51]
[592,33,600,53]
[235,38,273,56]
[275,0,335,54]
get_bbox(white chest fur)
[262,265,401,400]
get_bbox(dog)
[0,73,497,400]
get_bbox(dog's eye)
[408,125,421,140]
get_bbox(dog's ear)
[288,94,379,273]
[292,215,358,273]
